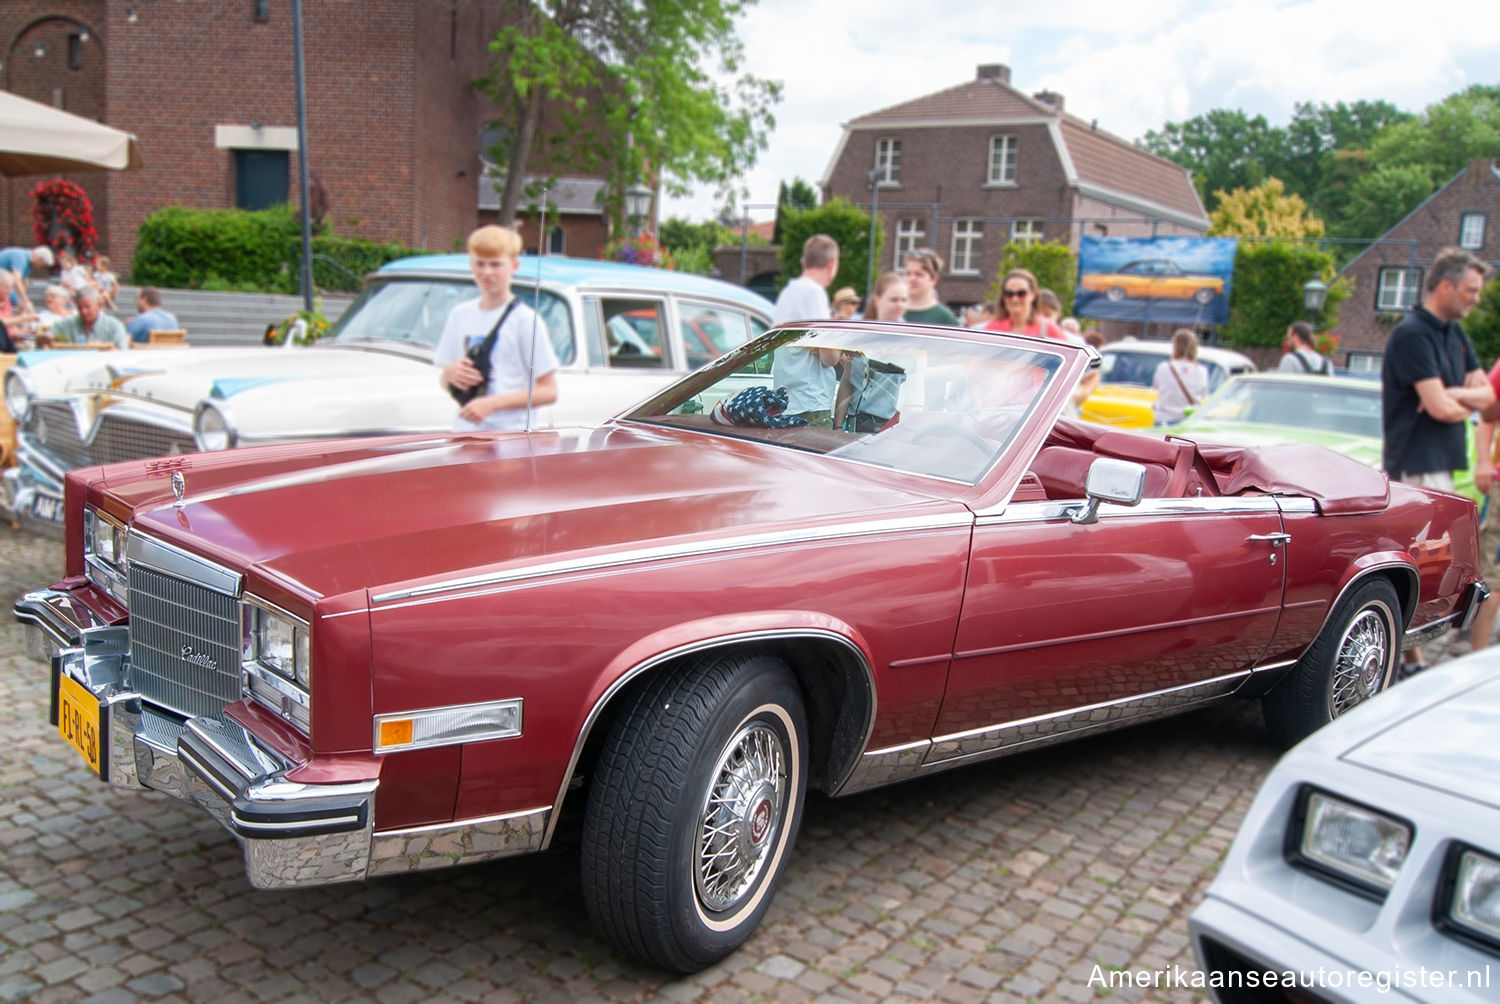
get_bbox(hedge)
[131,205,421,294]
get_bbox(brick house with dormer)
[821,63,1209,309]
[1335,158,1500,371]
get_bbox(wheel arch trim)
[542,622,876,849]
[1326,556,1420,634]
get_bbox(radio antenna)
[524,187,548,433]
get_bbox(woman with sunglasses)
[902,249,959,326]
[985,268,1066,341]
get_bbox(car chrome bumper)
[1404,580,1489,650]
[17,587,550,887]
[19,588,378,889]
[1,464,65,537]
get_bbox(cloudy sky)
[662,0,1498,222]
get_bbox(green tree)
[475,1,781,229]
[1366,85,1500,180]
[987,241,1077,315]
[1465,273,1500,366]
[1332,164,1436,240]
[1283,100,1409,218]
[658,216,739,275]
[1208,178,1325,238]
[772,177,818,245]
[775,199,880,298]
[1140,109,1289,211]
[1220,242,1350,351]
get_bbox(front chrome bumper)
[17,586,551,887]
[18,588,377,889]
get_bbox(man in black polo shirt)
[1382,246,1492,676]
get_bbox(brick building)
[1,0,614,276]
[1335,158,1500,370]
[821,63,1208,308]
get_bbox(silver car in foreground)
[1190,653,1500,1002]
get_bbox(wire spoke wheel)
[1327,607,1392,718]
[696,722,787,913]
[1264,578,1400,748]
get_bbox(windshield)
[1194,379,1382,437]
[626,326,1067,483]
[331,277,576,363]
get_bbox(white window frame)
[1376,267,1422,311]
[1011,220,1043,247]
[895,218,925,268]
[950,220,982,275]
[874,138,901,185]
[1460,212,1486,251]
[988,135,1017,186]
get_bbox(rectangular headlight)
[1289,788,1412,899]
[82,508,128,602]
[242,599,311,732]
[245,603,310,686]
[1440,846,1500,953]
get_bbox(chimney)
[976,63,1010,85]
[1033,90,1064,113]
[1468,157,1496,186]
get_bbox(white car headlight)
[4,367,33,422]
[194,400,238,451]
[1291,788,1412,899]
[82,507,129,603]
[1442,846,1500,952]
[243,600,311,733]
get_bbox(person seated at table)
[126,287,180,344]
[41,286,129,350]
[35,284,75,329]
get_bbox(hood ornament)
[171,471,186,508]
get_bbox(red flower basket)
[601,232,674,270]
[31,179,99,259]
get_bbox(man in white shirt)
[771,234,841,425]
[435,225,559,431]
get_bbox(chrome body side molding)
[838,671,1250,795]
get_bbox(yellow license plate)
[56,671,104,776]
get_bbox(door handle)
[1247,533,1291,546]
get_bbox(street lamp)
[624,182,652,237]
[1302,278,1328,329]
[865,168,885,304]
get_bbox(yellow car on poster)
[1079,259,1226,304]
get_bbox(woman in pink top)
[984,268,1066,340]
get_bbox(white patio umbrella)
[0,89,143,176]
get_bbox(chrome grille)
[128,563,242,719]
[25,402,195,469]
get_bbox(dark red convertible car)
[16,321,1485,971]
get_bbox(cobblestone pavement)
[0,526,1431,1004]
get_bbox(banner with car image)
[1074,236,1237,325]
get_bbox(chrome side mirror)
[1069,457,1146,524]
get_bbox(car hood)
[98,344,432,401]
[1340,666,1500,811]
[101,423,963,601]
[1167,421,1382,469]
